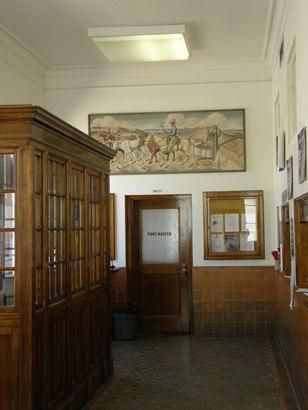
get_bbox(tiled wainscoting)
[111,268,128,310]
[276,271,308,409]
[110,265,276,336]
[193,266,276,335]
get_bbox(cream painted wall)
[0,59,45,106]
[0,28,46,106]
[271,0,308,277]
[272,0,308,209]
[45,81,275,267]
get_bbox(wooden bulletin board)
[203,190,264,259]
[294,192,308,288]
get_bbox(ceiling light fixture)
[88,24,190,63]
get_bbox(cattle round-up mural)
[88,109,246,174]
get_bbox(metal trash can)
[112,309,137,340]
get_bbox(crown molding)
[45,58,271,90]
[265,0,290,71]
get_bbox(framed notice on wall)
[298,127,306,184]
[203,190,265,260]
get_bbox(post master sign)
[147,232,172,236]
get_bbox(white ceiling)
[0,0,277,69]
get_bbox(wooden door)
[126,195,193,333]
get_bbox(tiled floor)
[83,335,298,410]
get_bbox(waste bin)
[112,309,137,340]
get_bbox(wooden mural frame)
[89,109,246,174]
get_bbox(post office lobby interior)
[1,1,308,409]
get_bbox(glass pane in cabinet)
[58,230,66,260]
[0,193,15,228]
[0,271,15,307]
[73,200,84,228]
[48,196,55,228]
[0,154,14,189]
[89,175,100,202]
[72,231,77,258]
[72,168,85,198]
[35,195,42,229]
[79,231,85,257]
[34,155,42,192]
[35,230,42,265]
[59,197,66,228]
[0,232,15,267]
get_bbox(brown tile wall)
[110,265,276,336]
[110,268,128,310]
[193,266,276,335]
[276,271,308,409]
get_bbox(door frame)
[125,194,194,333]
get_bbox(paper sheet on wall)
[210,214,223,232]
[289,257,296,309]
[210,233,225,252]
[225,213,239,232]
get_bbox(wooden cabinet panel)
[48,307,67,407]
[32,314,46,409]
[88,294,103,369]
[0,105,115,409]
[0,325,20,410]
[69,300,87,390]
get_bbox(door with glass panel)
[126,195,193,333]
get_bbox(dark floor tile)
[83,335,298,410]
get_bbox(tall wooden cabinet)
[0,105,115,409]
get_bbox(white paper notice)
[210,214,223,232]
[211,234,225,252]
[289,258,296,310]
[225,213,239,232]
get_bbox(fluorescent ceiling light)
[88,25,190,63]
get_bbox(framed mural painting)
[88,109,246,174]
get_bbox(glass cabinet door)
[47,158,67,302]
[0,154,15,307]
[88,171,102,285]
[70,165,85,293]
